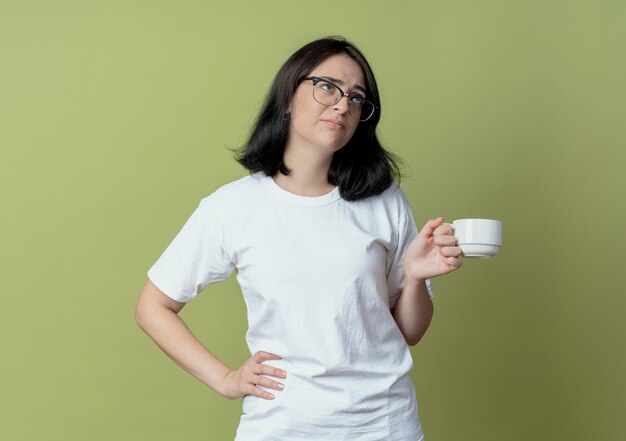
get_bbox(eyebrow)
[318,76,367,95]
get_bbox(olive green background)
[1,0,624,440]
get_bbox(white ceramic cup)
[446,219,502,259]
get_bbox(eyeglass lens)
[312,81,375,122]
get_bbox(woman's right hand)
[219,351,287,400]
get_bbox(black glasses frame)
[300,76,377,122]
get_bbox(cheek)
[290,109,312,135]
[291,97,319,123]
[345,123,360,140]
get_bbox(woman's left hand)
[403,217,463,284]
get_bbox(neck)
[273,143,336,197]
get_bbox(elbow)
[403,320,431,346]
[405,333,424,347]
[406,321,433,346]
[134,305,145,329]
[134,301,152,330]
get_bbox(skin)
[135,53,462,403]
[392,217,462,346]
[273,53,363,197]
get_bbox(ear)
[283,107,294,122]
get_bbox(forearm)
[136,305,230,395]
[392,279,434,346]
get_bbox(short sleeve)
[386,194,435,309]
[147,196,235,303]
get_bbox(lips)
[322,119,345,129]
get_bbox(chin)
[317,137,349,152]
[322,143,347,155]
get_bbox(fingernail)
[277,383,284,390]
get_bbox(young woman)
[135,36,462,441]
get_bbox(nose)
[332,95,350,114]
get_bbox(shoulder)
[380,181,405,200]
[345,181,413,230]
[194,173,266,220]
[199,173,262,205]
[360,181,410,213]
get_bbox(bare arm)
[134,278,232,394]
[134,278,286,400]
[391,279,434,346]
[393,217,462,346]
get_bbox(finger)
[258,363,287,379]
[440,246,463,257]
[251,372,285,392]
[249,384,275,400]
[245,370,281,398]
[253,351,282,363]
[433,235,456,247]
[417,217,445,239]
[433,223,453,236]
[443,256,462,269]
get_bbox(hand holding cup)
[403,217,463,283]
[403,217,503,284]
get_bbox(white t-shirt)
[147,172,434,441]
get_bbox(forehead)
[308,53,365,89]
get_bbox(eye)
[349,95,365,105]
[319,81,336,93]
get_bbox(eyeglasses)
[300,76,376,122]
